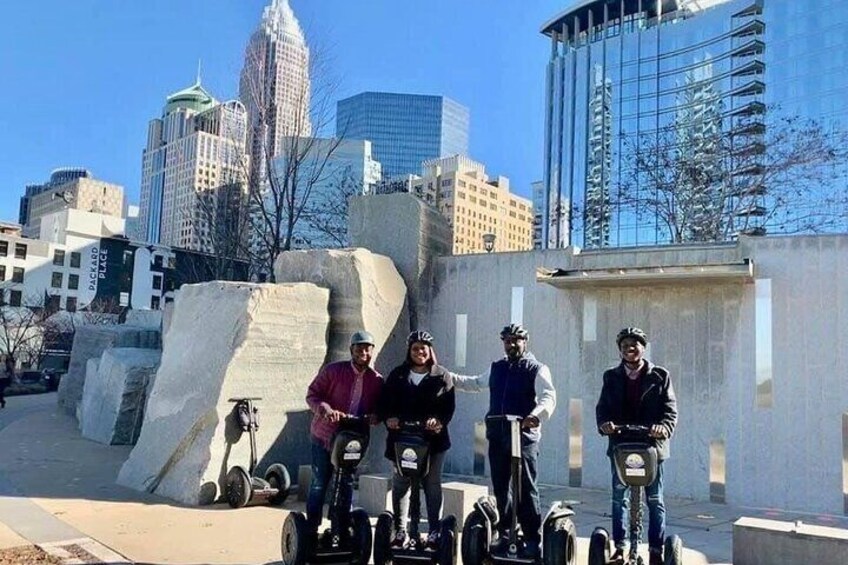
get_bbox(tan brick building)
[24,176,124,238]
[412,155,534,255]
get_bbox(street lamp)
[482,233,496,253]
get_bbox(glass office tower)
[541,0,848,248]
[336,92,470,179]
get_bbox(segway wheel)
[265,463,292,506]
[438,515,458,565]
[281,511,308,565]
[663,534,683,565]
[588,528,611,565]
[350,508,373,565]
[542,517,576,565]
[461,510,488,565]
[374,511,394,565]
[225,466,252,508]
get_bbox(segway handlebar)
[228,397,263,402]
[485,414,524,423]
[613,424,651,437]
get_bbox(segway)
[588,425,682,565]
[462,415,577,565]
[373,421,458,565]
[281,415,372,565]
[224,397,291,508]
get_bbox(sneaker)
[426,531,440,549]
[391,530,408,549]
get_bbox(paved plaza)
[2,393,847,564]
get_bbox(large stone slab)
[273,247,409,371]
[125,310,163,330]
[117,282,329,506]
[79,348,162,445]
[58,325,162,418]
[349,193,451,330]
[733,517,848,565]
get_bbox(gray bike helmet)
[407,331,434,346]
[350,330,375,346]
[616,327,648,347]
[500,323,529,340]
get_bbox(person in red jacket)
[305,330,383,543]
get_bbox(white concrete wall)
[425,235,848,515]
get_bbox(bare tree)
[300,169,366,249]
[240,40,346,281]
[0,298,46,371]
[186,179,251,281]
[619,107,848,243]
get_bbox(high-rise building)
[138,79,248,254]
[407,155,533,255]
[532,180,568,249]
[20,169,124,238]
[336,92,470,179]
[540,0,848,249]
[239,0,311,182]
[267,138,381,251]
[20,168,89,225]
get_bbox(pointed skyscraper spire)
[196,59,203,86]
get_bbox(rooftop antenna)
[196,59,202,85]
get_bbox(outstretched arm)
[447,368,491,393]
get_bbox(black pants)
[488,439,541,543]
[0,382,7,407]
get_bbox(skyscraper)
[540,0,848,249]
[239,0,311,181]
[336,92,470,179]
[138,79,248,254]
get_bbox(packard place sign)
[87,246,109,292]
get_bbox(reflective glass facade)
[336,92,470,179]
[541,0,848,249]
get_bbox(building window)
[53,250,65,266]
[441,179,453,187]
[46,295,60,312]
[66,296,77,313]
[68,274,79,290]
[9,290,21,307]
[0,265,4,282]
[70,252,81,268]
[151,296,161,310]
[0,241,7,257]
[152,275,162,290]
[51,272,63,288]
[153,255,163,268]
[14,243,27,260]
[12,267,24,284]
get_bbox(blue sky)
[0,0,568,223]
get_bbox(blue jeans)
[611,457,665,552]
[489,439,542,544]
[306,441,352,534]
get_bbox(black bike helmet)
[500,323,529,340]
[616,327,648,347]
[407,330,434,346]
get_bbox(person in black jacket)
[380,331,456,549]
[596,327,678,565]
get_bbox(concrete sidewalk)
[2,393,848,564]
